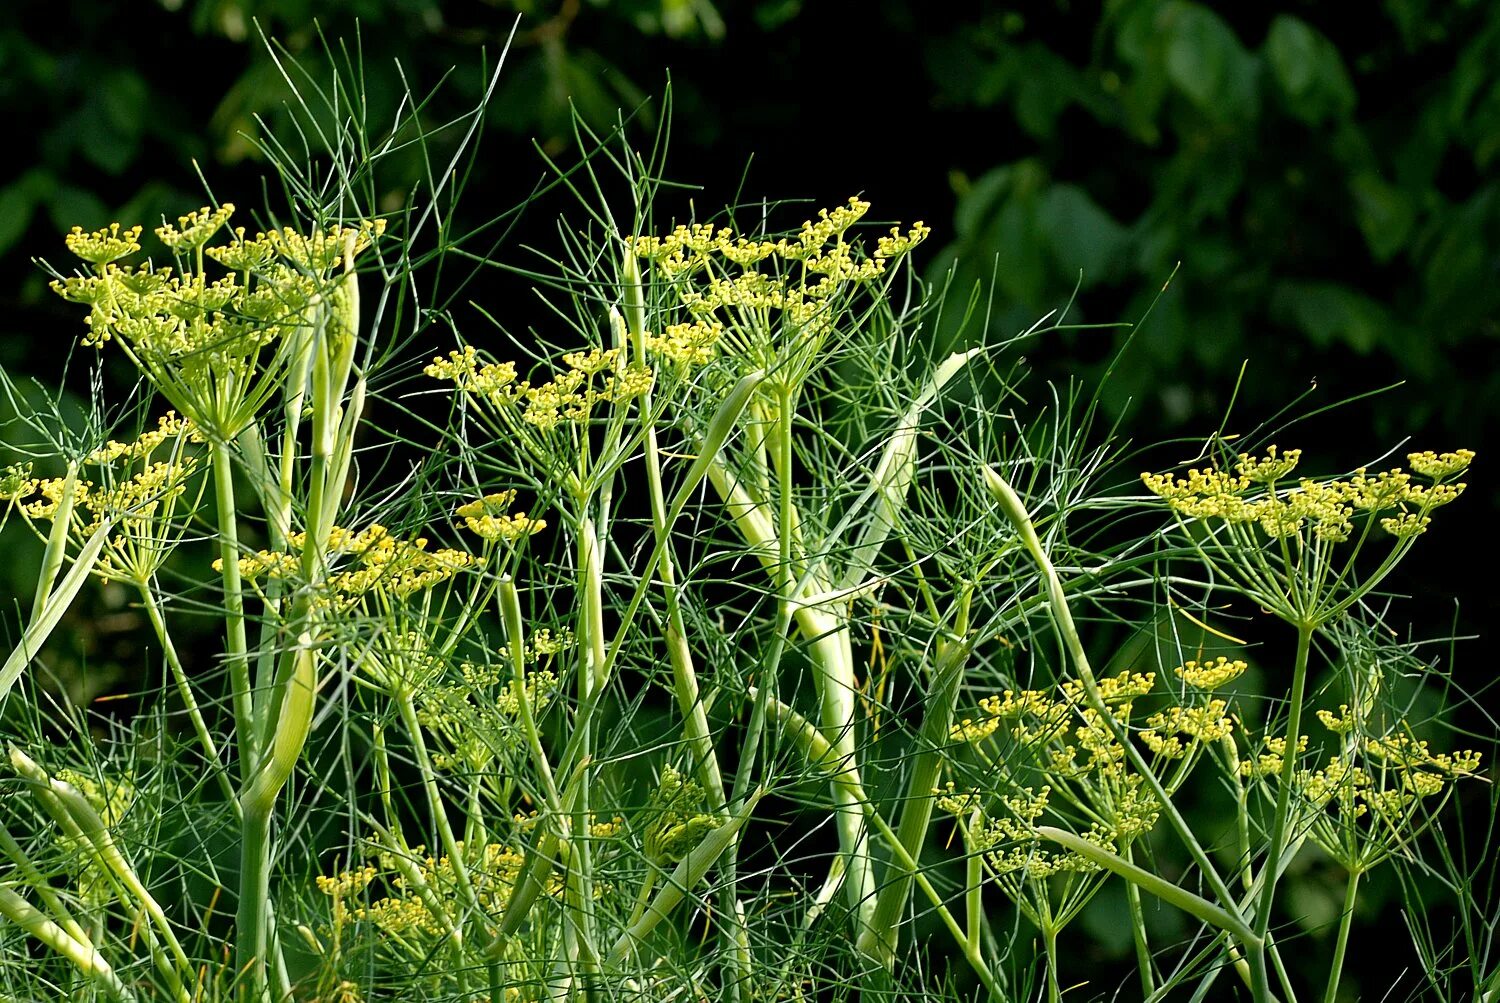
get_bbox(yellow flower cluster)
[215,523,474,603]
[1174,656,1248,689]
[424,345,654,432]
[454,491,547,543]
[1142,446,1473,542]
[65,223,143,264]
[1286,719,1484,870]
[318,841,548,941]
[627,199,930,370]
[54,207,386,359]
[85,412,203,464]
[4,416,201,583]
[156,204,236,252]
[645,320,724,366]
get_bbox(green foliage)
[923,1,1500,437]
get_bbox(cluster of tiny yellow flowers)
[2,415,202,583]
[155,204,236,252]
[317,842,540,941]
[53,208,384,359]
[1141,446,1473,543]
[940,666,1239,913]
[1276,712,1487,869]
[454,491,547,543]
[1175,656,1248,689]
[425,345,654,433]
[214,523,474,604]
[626,198,930,366]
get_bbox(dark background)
[2,0,1496,997]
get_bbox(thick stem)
[212,441,256,780]
[1255,622,1314,943]
[236,804,273,1003]
[1324,868,1361,1003]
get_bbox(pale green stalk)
[212,441,256,779]
[0,886,134,1002]
[10,747,193,1002]
[1,519,114,706]
[29,461,80,620]
[705,454,875,932]
[570,513,606,969]
[0,821,89,944]
[395,691,483,919]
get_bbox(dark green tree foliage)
[922,1,1500,442]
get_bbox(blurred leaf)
[45,186,111,233]
[1349,172,1415,262]
[1269,281,1390,354]
[1163,2,1259,121]
[1040,184,1128,282]
[1265,15,1356,123]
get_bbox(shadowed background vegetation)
[3,0,1496,996]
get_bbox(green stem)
[0,886,134,1002]
[236,803,273,1003]
[212,441,255,779]
[966,815,983,952]
[1255,622,1314,943]
[1323,868,1360,1003]
[396,692,483,918]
